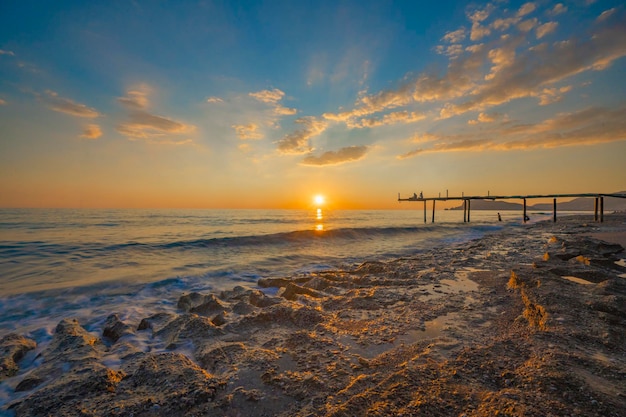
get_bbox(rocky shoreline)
[2,214,625,416]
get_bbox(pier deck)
[398,192,626,223]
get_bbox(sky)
[0,0,625,210]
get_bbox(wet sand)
[2,214,625,416]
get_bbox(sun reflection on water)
[315,208,324,231]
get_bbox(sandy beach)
[2,214,625,416]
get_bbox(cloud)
[517,18,538,32]
[249,88,297,116]
[517,2,536,17]
[0,50,15,56]
[80,124,103,139]
[118,85,151,109]
[249,89,284,104]
[533,86,572,105]
[0,98,6,106]
[409,132,441,143]
[397,149,425,160]
[436,44,465,57]
[400,105,626,158]
[347,111,426,129]
[116,86,195,143]
[281,2,626,162]
[301,146,368,166]
[536,21,558,39]
[442,28,466,44]
[549,4,567,16]
[274,105,298,116]
[206,96,224,103]
[40,91,100,118]
[232,123,263,140]
[597,8,616,22]
[439,20,626,118]
[117,112,194,139]
[467,112,505,125]
[468,5,493,41]
[276,117,327,155]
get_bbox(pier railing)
[397,192,626,223]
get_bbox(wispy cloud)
[597,8,616,22]
[399,105,626,158]
[117,86,195,144]
[282,2,626,165]
[439,19,626,118]
[206,96,223,103]
[301,146,368,166]
[347,111,426,129]
[276,117,327,155]
[467,112,505,125]
[232,123,263,140]
[117,85,151,109]
[40,91,100,118]
[0,98,6,106]
[517,2,537,17]
[536,21,558,39]
[442,28,467,44]
[0,49,15,56]
[80,124,103,139]
[249,88,297,116]
[549,4,567,16]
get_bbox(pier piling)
[600,197,604,222]
[398,192,625,223]
[432,200,436,223]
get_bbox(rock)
[279,283,323,300]
[11,351,222,416]
[257,277,311,289]
[137,312,177,332]
[10,319,105,394]
[248,290,281,308]
[232,300,257,315]
[155,314,224,347]
[211,312,228,326]
[257,277,293,288]
[0,333,36,380]
[44,318,104,363]
[177,292,209,311]
[190,294,228,316]
[102,314,134,342]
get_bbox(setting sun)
[314,195,325,206]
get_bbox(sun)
[314,194,325,206]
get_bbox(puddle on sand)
[419,271,479,301]
[396,312,460,345]
[562,276,594,285]
[340,313,461,359]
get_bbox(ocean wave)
[1,223,501,260]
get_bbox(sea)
[0,207,546,344]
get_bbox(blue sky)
[1,0,625,208]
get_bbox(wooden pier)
[398,192,626,223]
